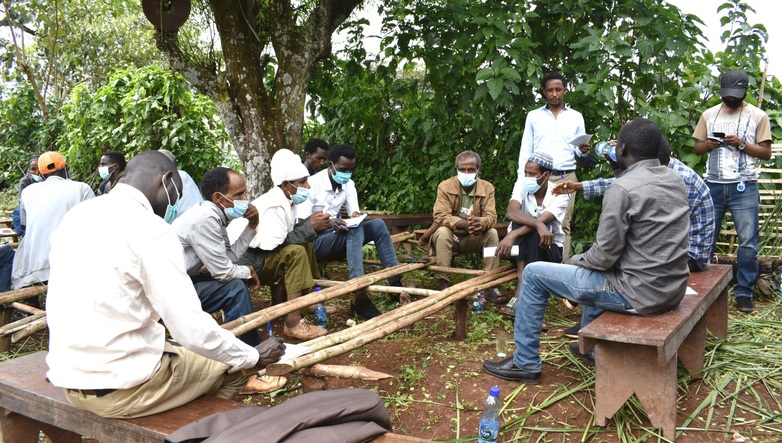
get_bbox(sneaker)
[484,288,511,304]
[563,323,580,339]
[568,342,595,366]
[240,375,288,394]
[350,298,382,320]
[283,319,327,340]
[735,296,754,313]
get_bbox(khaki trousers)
[258,243,321,295]
[430,226,499,282]
[548,170,577,259]
[63,342,248,419]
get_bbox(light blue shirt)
[518,104,586,172]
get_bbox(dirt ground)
[246,286,782,443]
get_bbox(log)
[265,266,517,375]
[224,261,433,337]
[713,254,782,275]
[0,285,48,305]
[314,280,439,298]
[425,265,486,276]
[12,317,48,343]
[10,302,44,316]
[0,312,46,336]
[302,364,392,380]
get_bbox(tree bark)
[154,0,361,197]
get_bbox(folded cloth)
[165,388,392,443]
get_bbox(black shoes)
[563,323,580,339]
[350,298,382,320]
[482,357,541,383]
[568,342,595,366]
[736,296,754,313]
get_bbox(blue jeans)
[513,262,634,372]
[11,206,24,237]
[0,245,14,292]
[708,182,759,298]
[193,277,261,346]
[312,219,401,285]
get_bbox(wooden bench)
[0,351,430,442]
[578,264,732,441]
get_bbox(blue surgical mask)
[290,184,309,204]
[457,171,477,187]
[162,175,180,224]
[98,164,114,181]
[31,174,43,183]
[522,176,542,194]
[330,166,352,185]
[219,193,249,220]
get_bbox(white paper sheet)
[343,213,368,228]
[569,133,593,146]
[483,246,519,257]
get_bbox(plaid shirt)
[581,158,714,266]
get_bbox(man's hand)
[244,204,260,229]
[723,134,741,148]
[328,217,349,234]
[245,266,260,292]
[495,234,516,259]
[537,225,554,249]
[254,337,286,368]
[454,219,469,231]
[578,143,591,154]
[467,214,483,235]
[552,181,581,195]
[309,212,330,232]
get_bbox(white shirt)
[232,186,297,250]
[518,104,586,172]
[297,169,359,218]
[176,169,204,218]
[12,176,95,288]
[46,184,259,390]
[510,179,569,247]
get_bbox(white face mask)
[523,176,543,194]
[457,171,477,187]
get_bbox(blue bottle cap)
[489,385,500,397]
[314,286,321,291]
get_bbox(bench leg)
[706,287,728,340]
[678,316,707,379]
[453,299,468,340]
[391,226,413,255]
[1,409,82,443]
[594,342,677,441]
[0,307,12,353]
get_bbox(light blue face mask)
[330,166,352,185]
[98,164,115,181]
[457,171,477,187]
[289,183,310,204]
[163,175,181,224]
[522,176,542,194]
[31,174,43,183]
[219,193,250,220]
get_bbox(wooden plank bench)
[578,264,732,441]
[0,351,431,442]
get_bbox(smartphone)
[712,132,725,138]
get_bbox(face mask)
[523,176,543,194]
[330,166,352,185]
[31,174,43,183]
[457,171,477,187]
[721,96,744,109]
[98,165,113,181]
[291,185,309,204]
[162,175,181,224]
[219,193,249,220]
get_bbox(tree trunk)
[154,0,361,197]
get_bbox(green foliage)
[58,65,231,185]
[307,0,779,250]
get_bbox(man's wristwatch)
[738,141,746,151]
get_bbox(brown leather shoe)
[240,375,288,394]
[284,319,327,340]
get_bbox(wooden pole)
[0,312,46,336]
[314,280,439,298]
[265,268,517,375]
[12,317,48,343]
[758,61,768,110]
[0,285,48,305]
[224,261,433,336]
[425,265,486,276]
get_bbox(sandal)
[485,288,512,304]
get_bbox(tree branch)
[154,30,220,99]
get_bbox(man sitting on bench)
[46,151,285,418]
[483,118,690,383]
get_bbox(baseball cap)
[720,70,749,98]
[38,151,67,174]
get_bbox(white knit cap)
[271,149,309,186]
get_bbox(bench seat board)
[578,264,731,441]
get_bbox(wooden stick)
[12,317,48,343]
[302,364,392,380]
[425,265,486,276]
[10,302,44,316]
[0,285,47,305]
[314,280,439,297]
[0,312,46,336]
[265,269,516,375]
[224,261,433,336]
[758,61,768,110]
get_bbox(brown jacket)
[420,176,497,244]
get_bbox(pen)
[267,321,273,338]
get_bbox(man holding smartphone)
[693,70,772,313]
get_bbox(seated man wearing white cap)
[235,149,331,340]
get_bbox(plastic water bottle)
[313,286,327,327]
[595,141,617,162]
[477,385,501,443]
[472,290,485,314]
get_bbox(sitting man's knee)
[485,228,499,245]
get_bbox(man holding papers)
[518,72,591,259]
[297,144,403,320]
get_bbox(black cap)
[720,70,749,98]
